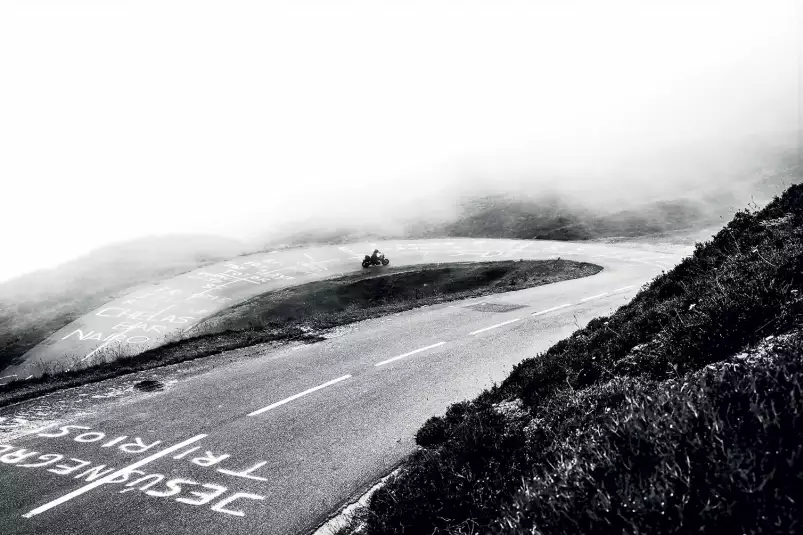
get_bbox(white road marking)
[146,304,175,321]
[338,246,363,259]
[24,375,33,380]
[613,285,634,292]
[374,342,447,367]
[469,318,521,335]
[22,434,208,518]
[77,325,136,365]
[531,304,572,316]
[580,292,609,302]
[218,461,269,482]
[218,273,261,285]
[248,375,352,416]
[0,374,17,381]
[259,266,297,276]
[302,254,338,271]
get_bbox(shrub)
[501,335,803,535]
[340,185,803,535]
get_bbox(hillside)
[336,183,803,534]
[0,234,245,370]
[197,260,600,334]
[416,195,716,241]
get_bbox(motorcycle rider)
[370,249,382,264]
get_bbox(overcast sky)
[0,0,799,281]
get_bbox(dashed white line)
[0,374,17,381]
[469,318,521,336]
[247,375,352,416]
[580,292,609,302]
[531,304,572,316]
[22,434,208,518]
[374,342,447,367]
[613,285,634,293]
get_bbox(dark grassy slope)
[0,324,322,409]
[200,260,600,334]
[500,338,803,535]
[340,184,803,535]
[0,260,597,408]
[409,145,800,243]
[0,235,245,370]
[424,195,715,241]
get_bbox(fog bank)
[0,0,798,280]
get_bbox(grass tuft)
[336,184,803,535]
[1,260,597,407]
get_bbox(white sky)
[0,0,799,281]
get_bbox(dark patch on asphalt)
[134,379,164,392]
[465,302,529,313]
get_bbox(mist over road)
[0,238,690,535]
[0,2,795,531]
[4,239,682,382]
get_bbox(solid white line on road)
[248,375,352,416]
[22,434,208,519]
[613,285,634,293]
[531,304,572,316]
[374,342,447,367]
[580,292,609,302]
[469,318,521,336]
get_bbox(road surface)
[0,238,690,535]
[4,238,680,382]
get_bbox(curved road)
[0,238,690,535]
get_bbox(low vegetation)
[406,144,799,243]
[336,183,803,534]
[5,149,797,371]
[0,325,320,408]
[198,260,600,334]
[0,234,245,370]
[0,260,598,407]
[413,195,719,241]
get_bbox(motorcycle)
[362,253,390,268]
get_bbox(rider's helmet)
[374,249,379,254]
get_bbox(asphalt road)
[0,238,691,535]
[4,238,681,382]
